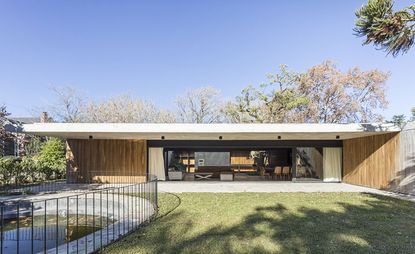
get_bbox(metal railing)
[0,175,158,254]
[1,170,151,196]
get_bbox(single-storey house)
[22,122,415,194]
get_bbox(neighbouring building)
[1,112,49,157]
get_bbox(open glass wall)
[165,149,294,181]
[151,140,343,182]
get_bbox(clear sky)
[0,0,414,119]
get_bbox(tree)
[0,104,9,137]
[49,86,85,123]
[225,61,389,123]
[37,137,66,179]
[411,107,415,121]
[24,136,44,157]
[82,95,175,123]
[387,114,406,129]
[297,61,389,123]
[176,86,225,123]
[0,105,11,156]
[0,104,10,118]
[355,0,415,56]
[224,66,308,123]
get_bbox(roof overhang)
[22,123,400,140]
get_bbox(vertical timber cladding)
[343,133,400,189]
[66,139,147,183]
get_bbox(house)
[0,116,26,157]
[22,122,415,194]
[0,112,48,157]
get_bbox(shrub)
[0,156,19,185]
[19,156,41,183]
[37,138,66,179]
[25,136,44,156]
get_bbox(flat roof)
[22,123,400,140]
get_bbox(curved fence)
[0,175,158,254]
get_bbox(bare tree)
[297,61,389,123]
[82,95,175,123]
[49,86,85,123]
[176,86,225,123]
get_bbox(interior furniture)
[184,173,195,181]
[195,172,214,180]
[282,166,291,180]
[273,166,282,180]
[168,170,184,180]
[231,164,255,173]
[220,172,234,181]
[196,166,232,178]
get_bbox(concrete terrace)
[158,181,415,202]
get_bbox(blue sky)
[0,0,414,119]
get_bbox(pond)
[1,214,115,253]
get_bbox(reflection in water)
[2,214,114,253]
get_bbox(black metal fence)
[0,179,67,196]
[0,175,158,254]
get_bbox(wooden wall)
[66,139,147,183]
[343,133,400,189]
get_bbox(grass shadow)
[101,193,415,254]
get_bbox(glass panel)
[295,147,323,179]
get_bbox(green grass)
[101,192,415,254]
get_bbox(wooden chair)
[273,166,282,180]
[282,166,291,181]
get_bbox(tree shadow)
[391,154,415,195]
[103,193,415,254]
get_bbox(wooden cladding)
[343,133,400,189]
[66,139,147,183]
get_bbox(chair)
[259,166,271,180]
[282,166,291,181]
[273,166,282,180]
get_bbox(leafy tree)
[411,107,415,121]
[224,65,308,123]
[0,104,10,118]
[24,136,44,157]
[225,61,389,123]
[355,0,415,56]
[38,137,66,179]
[387,114,407,129]
[176,86,225,123]
[0,105,11,156]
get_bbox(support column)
[291,147,297,181]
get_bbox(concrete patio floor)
[158,181,415,202]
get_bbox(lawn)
[101,192,415,254]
